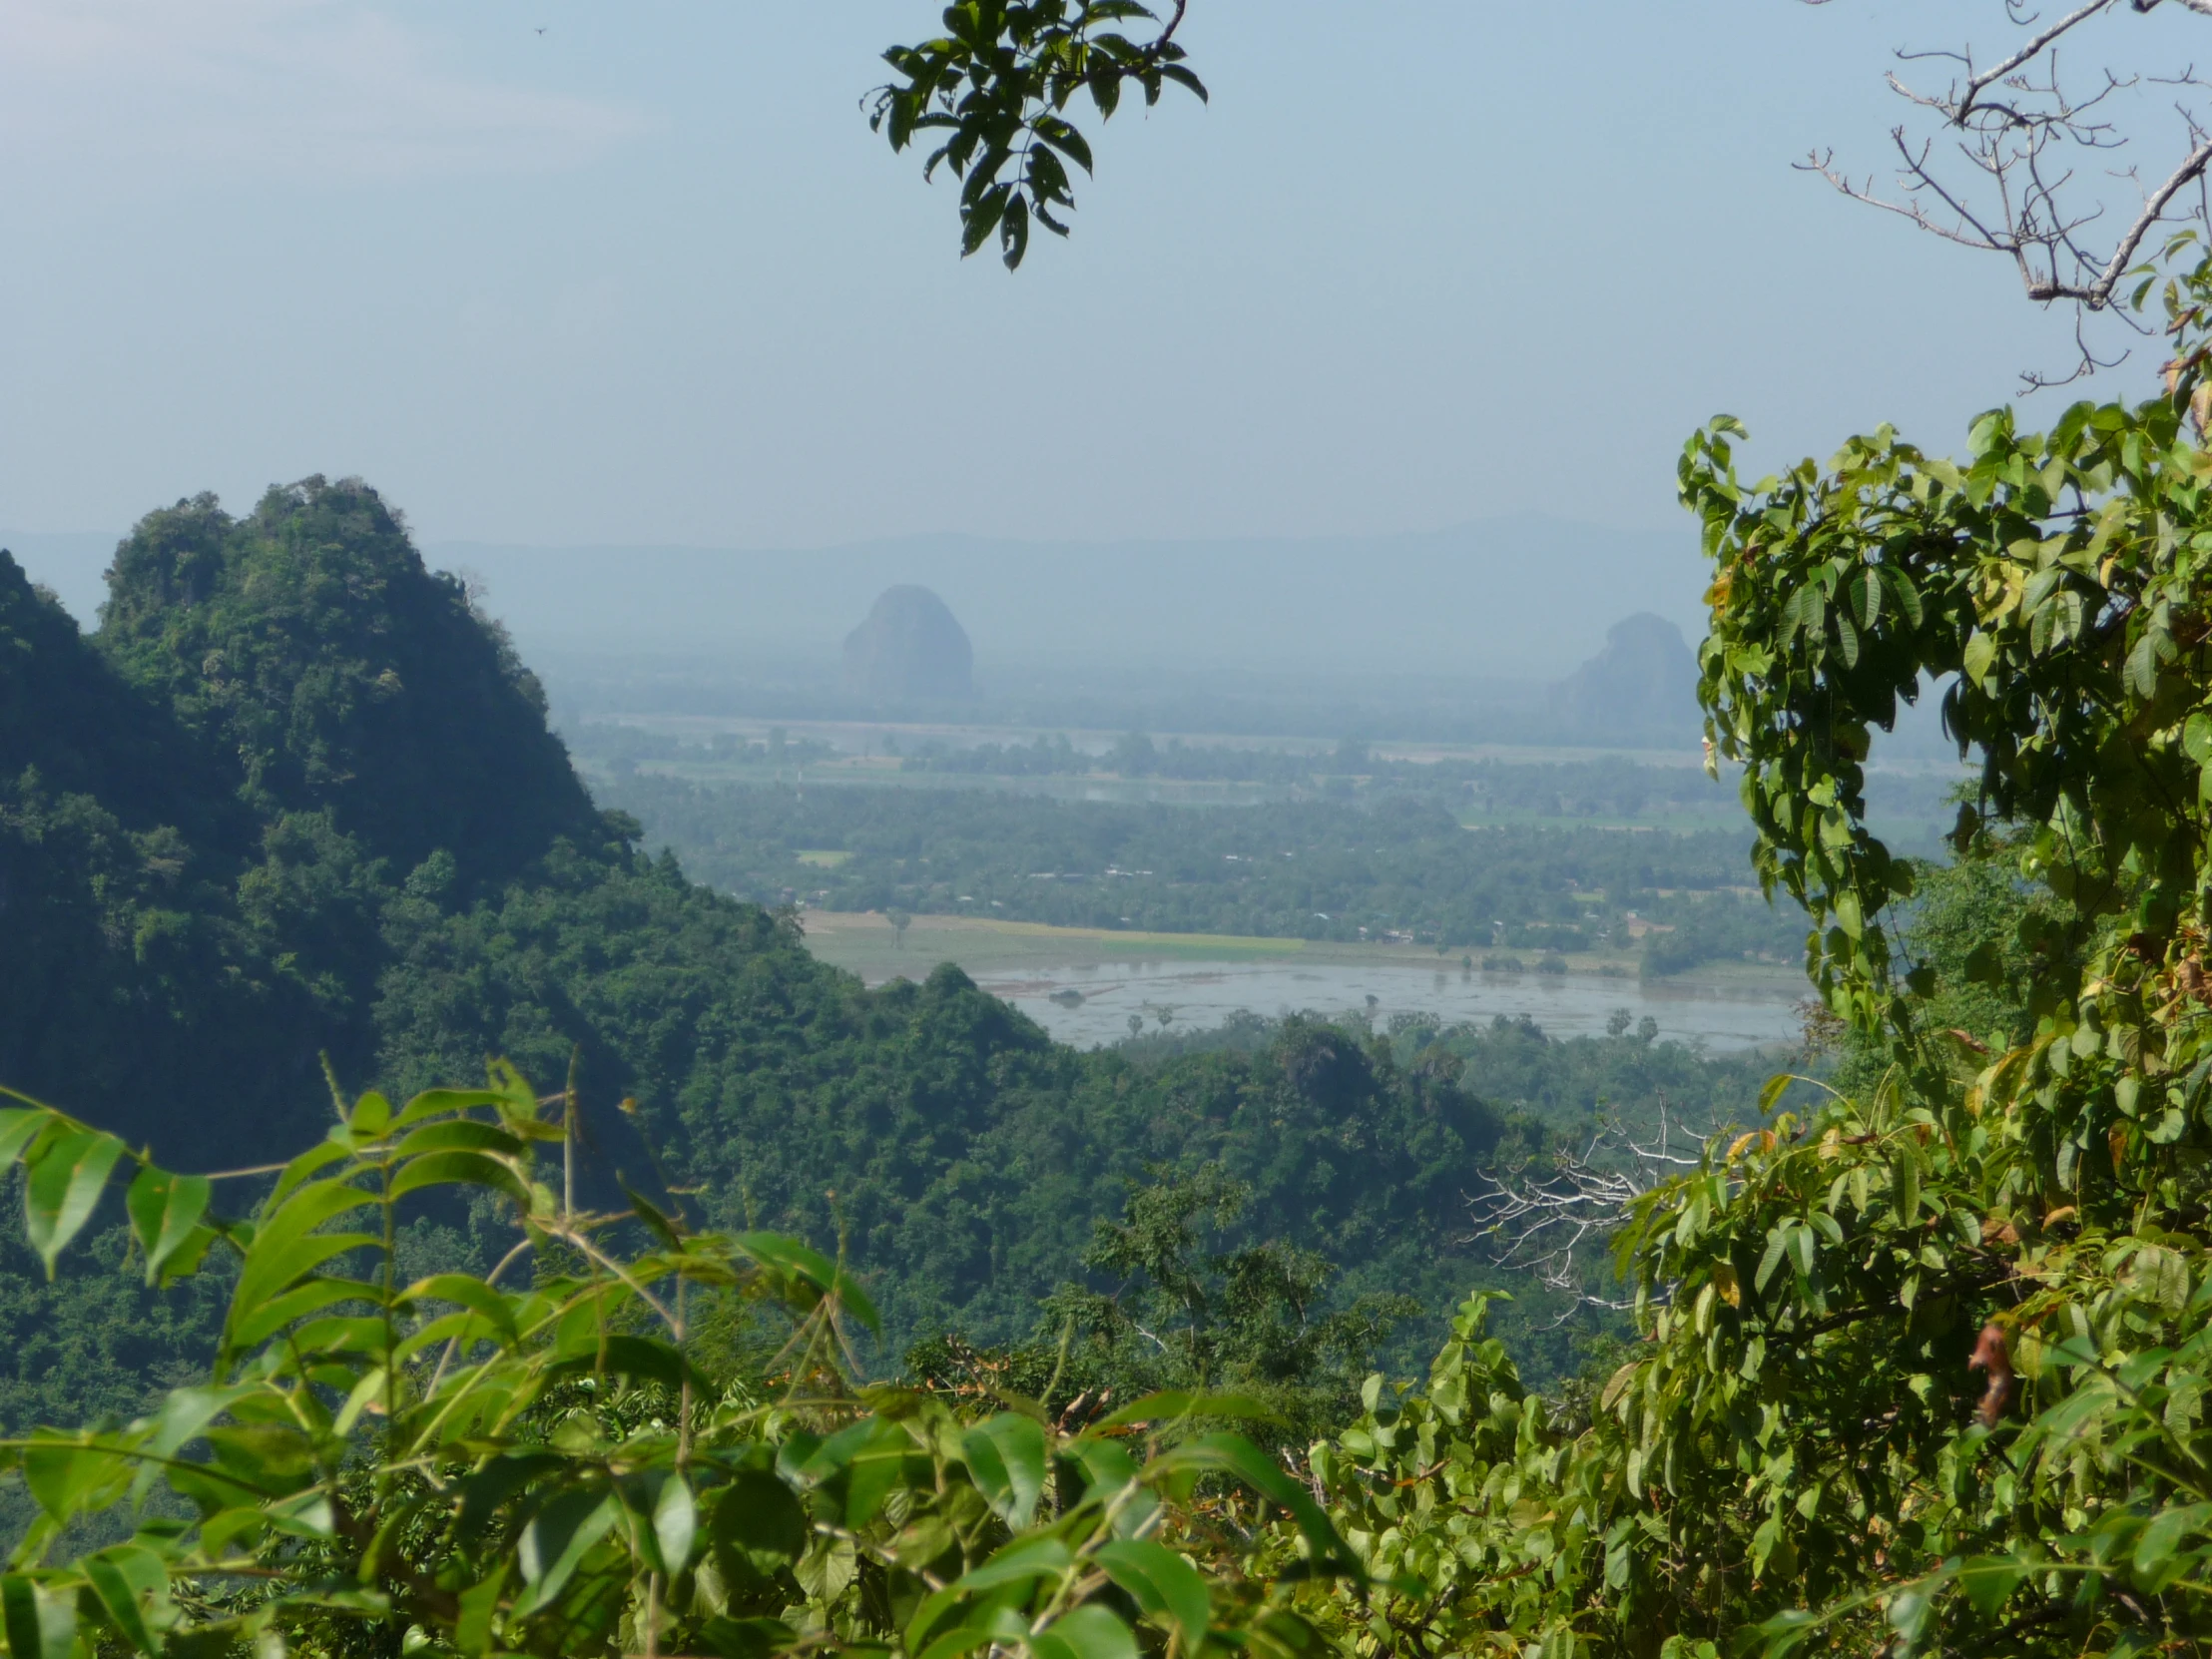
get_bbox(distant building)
[841,586,975,701]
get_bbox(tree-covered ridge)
[3,478,640,1157]
[3,480,1617,1375]
[96,480,601,888]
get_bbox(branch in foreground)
[1463,1102,1713,1322]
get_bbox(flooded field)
[972,957,1803,1050]
[801,912,1806,1052]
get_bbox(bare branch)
[1801,0,2212,384]
[1463,1099,1726,1322]
[2062,129,2212,303]
[1959,1,2124,118]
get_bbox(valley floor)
[800,910,1808,1050]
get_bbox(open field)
[800,910,1313,978]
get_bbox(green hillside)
[0,479,1603,1384]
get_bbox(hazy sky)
[0,1,2190,552]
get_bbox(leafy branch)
[870,2,1207,268]
[0,1064,1357,1659]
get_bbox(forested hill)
[0,479,1544,1369]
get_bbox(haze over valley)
[3,9,2170,1652]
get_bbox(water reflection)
[970,958,1804,1051]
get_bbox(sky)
[0,0,2198,564]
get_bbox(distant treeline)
[544,662,1658,749]
[605,776,1809,970]
[892,734,1742,808]
[572,723,1962,844]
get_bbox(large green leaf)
[513,1489,620,1615]
[228,1180,380,1329]
[0,1108,55,1169]
[1154,1434,1361,1581]
[1098,1538,1210,1647]
[1031,1604,1140,1659]
[0,1575,75,1659]
[653,1471,697,1576]
[399,1272,521,1345]
[962,1412,1047,1527]
[391,1120,526,1161]
[732,1232,880,1334]
[387,1149,527,1205]
[907,1537,1073,1653]
[21,1433,128,1523]
[81,1545,167,1656]
[125,1166,212,1286]
[23,1128,126,1276]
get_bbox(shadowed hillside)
[0,477,1536,1366]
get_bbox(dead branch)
[1462,1097,1718,1324]
[1800,0,2212,385]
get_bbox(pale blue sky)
[0,1,2189,554]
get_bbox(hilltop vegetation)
[3,481,1773,1407]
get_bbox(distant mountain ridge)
[353,514,1706,682]
[9,513,1721,746]
[426,516,1698,679]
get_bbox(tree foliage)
[0,1069,1355,1659]
[1181,257,2212,1659]
[871,2,1204,268]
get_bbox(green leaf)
[1962,630,1997,688]
[513,1490,620,1615]
[1757,1072,1796,1116]
[21,1434,126,1522]
[0,1576,75,1659]
[1156,63,1207,101]
[914,1608,1031,1659]
[1097,1539,1210,1647]
[0,1110,55,1170]
[1756,1228,1791,1294]
[2185,712,2212,767]
[1089,1389,1282,1432]
[732,1233,880,1334]
[391,1087,505,1130]
[907,1537,1072,1655]
[387,1149,527,1205]
[1894,1153,1921,1224]
[125,1167,212,1286]
[232,1180,378,1320]
[1153,1434,1360,1580]
[2132,1502,2211,1581]
[626,1185,685,1249]
[23,1129,126,1276]
[654,1472,697,1575]
[347,1092,392,1138]
[962,1412,1047,1527]
[391,1120,526,1161]
[548,1335,700,1395]
[2126,628,2164,697]
[1031,1605,1139,1659]
[82,1545,166,1656]
[400,1273,520,1346]
[453,1562,508,1657]
[228,1277,381,1354]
